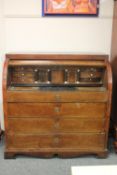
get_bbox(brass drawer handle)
[54,107,60,113]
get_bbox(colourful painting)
[42,0,99,16]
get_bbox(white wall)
[4,0,114,53]
[0,0,5,129]
[0,0,114,129]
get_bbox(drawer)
[8,103,106,118]
[7,91,108,103]
[6,135,54,149]
[6,133,105,150]
[8,118,55,134]
[59,133,105,149]
[7,118,105,134]
[59,118,105,133]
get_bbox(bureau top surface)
[6,54,108,66]
[7,54,108,67]
[6,54,108,60]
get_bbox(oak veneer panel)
[6,133,105,150]
[6,135,54,149]
[8,103,106,118]
[8,103,56,117]
[55,103,106,118]
[8,118,55,134]
[59,118,105,133]
[59,133,105,149]
[7,91,108,102]
[8,118,105,134]
[9,60,106,67]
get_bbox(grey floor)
[0,136,117,175]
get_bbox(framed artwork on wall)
[42,0,99,16]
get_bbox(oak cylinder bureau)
[3,54,112,158]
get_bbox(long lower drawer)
[6,135,54,149]
[6,91,108,103]
[8,118,105,134]
[7,102,106,118]
[59,133,105,149]
[6,133,106,150]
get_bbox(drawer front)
[59,133,105,149]
[59,118,105,133]
[6,135,54,149]
[8,103,56,117]
[8,118,54,134]
[6,133,105,150]
[7,118,105,134]
[7,91,108,103]
[55,103,106,118]
[8,103,106,118]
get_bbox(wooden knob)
[54,122,59,128]
[54,137,59,144]
[54,107,60,113]
[55,94,61,101]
